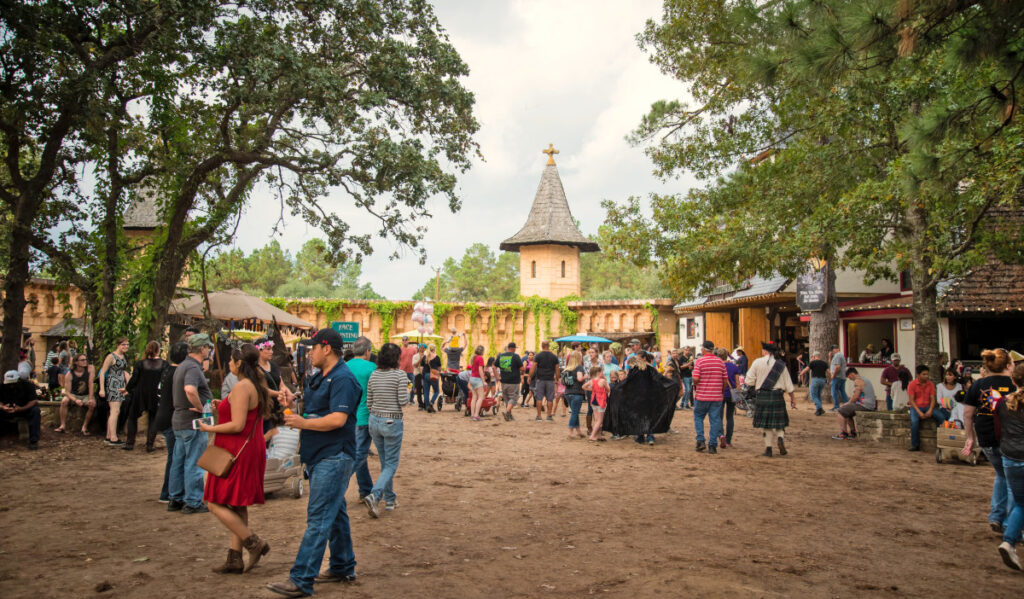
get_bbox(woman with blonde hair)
[963,348,1017,535]
[562,350,587,439]
[199,345,274,574]
[468,345,487,420]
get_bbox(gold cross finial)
[542,143,559,165]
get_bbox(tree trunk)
[911,269,941,376]
[1,223,34,370]
[145,250,187,343]
[808,262,839,360]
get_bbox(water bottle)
[203,399,213,424]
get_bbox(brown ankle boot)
[242,534,270,572]
[211,549,243,574]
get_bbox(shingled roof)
[500,158,599,253]
[939,206,1024,313]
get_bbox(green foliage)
[644,302,659,346]
[369,301,412,342]
[580,233,670,299]
[412,243,518,301]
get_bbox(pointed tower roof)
[500,145,599,253]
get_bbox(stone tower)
[500,145,599,299]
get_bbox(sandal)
[54,426,67,433]
[81,429,91,436]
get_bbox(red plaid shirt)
[692,352,729,403]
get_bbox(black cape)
[604,365,680,435]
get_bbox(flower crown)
[255,340,275,350]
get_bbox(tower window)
[531,260,536,278]
[561,260,566,277]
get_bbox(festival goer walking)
[56,354,96,435]
[345,337,377,503]
[583,366,609,441]
[829,344,848,411]
[411,343,426,410]
[963,348,1017,534]
[747,342,795,457]
[519,351,533,407]
[364,343,407,516]
[154,343,188,504]
[468,345,486,421]
[200,345,273,574]
[424,343,442,411]
[531,341,559,421]
[98,337,131,445]
[692,341,728,453]
[123,341,166,451]
[995,363,1024,570]
[267,328,361,597]
[718,348,739,448]
[562,350,587,439]
[678,347,694,409]
[497,343,523,421]
[398,336,417,405]
[168,334,214,514]
[799,352,829,416]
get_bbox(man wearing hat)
[268,328,362,598]
[1,370,41,449]
[692,340,729,453]
[745,342,795,457]
[880,353,911,411]
[168,333,215,514]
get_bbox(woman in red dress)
[199,345,273,574]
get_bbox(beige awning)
[171,288,314,329]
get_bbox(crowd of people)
[4,324,1024,587]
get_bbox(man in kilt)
[745,342,795,457]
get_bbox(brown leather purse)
[197,419,258,478]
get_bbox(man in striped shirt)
[692,340,729,454]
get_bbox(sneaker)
[104,439,122,446]
[647,438,655,446]
[167,500,184,512]
[814,408,825,416]
[546,416,554,422]
[471,416,481,421]
[831,432,849,440]
[998,541,1021,570]
[610,434,623,440]
[181,503,209,515]
[718,436,726,448]
[990,521,1004,534]
[708,445,717,454]
[695,440,706,452]
[157,498,170,504]
[535,416,542,421]
[908,446,921,452]
[28,442,39,450]
[363,494,380,519]
[508,413,514,421]
[848,432,858,439]
[385,502,398,512]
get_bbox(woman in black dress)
[123,341,167,451]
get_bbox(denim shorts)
[469,377,483,389]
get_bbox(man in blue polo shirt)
[267,328,362,598]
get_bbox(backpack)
[560,367,579,388]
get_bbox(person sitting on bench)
[907,364,944,451]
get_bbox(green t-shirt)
[345,358,377,426]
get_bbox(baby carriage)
[264,425,304,499]
[441,371,466,410]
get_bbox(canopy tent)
[553,335,613,343]
[170,288,314,329]
[390,329,444,341]
[41,317,92,338]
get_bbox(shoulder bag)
[197,416,259,478]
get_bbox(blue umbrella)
[553,335,613,343]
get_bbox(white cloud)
[232,0,697,298]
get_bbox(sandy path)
[1,395,1021,598]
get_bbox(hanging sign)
[796,270,828,312]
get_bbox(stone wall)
[854,411,937,451]
[518,244,581,299]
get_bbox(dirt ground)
[1,392,1022,599]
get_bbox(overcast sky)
[232,0,696,298]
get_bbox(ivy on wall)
[644,302,659,347]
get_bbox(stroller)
[441,371,466,410]
[264,425,304,499]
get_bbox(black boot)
[762,447,773,458]
[777,438,788,456]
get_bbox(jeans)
[351,425,374,499]
[982,446,1018,528]
[908,407,945,449]
[455,376,470,404]
[566,394,585,429]
[1,404,40,443]
[406,372,415,404]
[428,377,440,406]
[159,428,176,501]
[169,428,207,507]
[809,377,826,411]
[721,399,735,444]
[1002,456,1024,545]
[885,388,893,411]
[693,400,723,445]
[679,377,693,408]
[830,378,848,409]
[369,415,403,503]
[289,453,356,595]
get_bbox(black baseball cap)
[300,328,344,351]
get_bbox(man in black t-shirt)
[799,352,830,416]
[497,342,523,421]
[1,370,41,449]
[963,365,1015,532]
[530,341,560,422]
